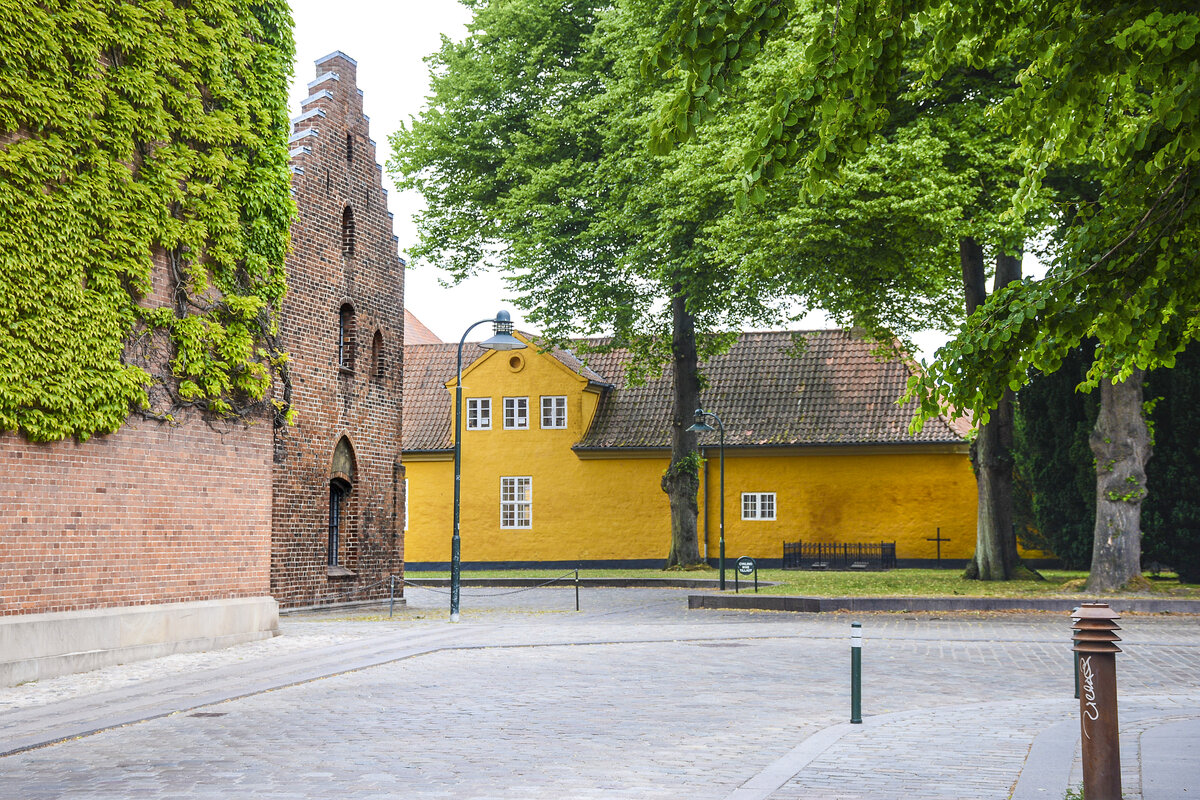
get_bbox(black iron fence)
[782,540,897,571]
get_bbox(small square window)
[742,492,776,521]
[540,396,567,428]
[467,398,491,430]
[504,397,529,430]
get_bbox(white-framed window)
[503,396,529,429]
[500,476,532,529]
[742,492,777,521]
[466,397,491,430]
[540,395,567,428]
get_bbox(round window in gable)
[507,353,525,372]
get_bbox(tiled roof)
[579,330,962,448]
[402,330,965,452]
[405,309,442,345]
[402,342,459,451]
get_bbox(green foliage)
[390,0,789,370]
[664,449,705,479]
[1013,344,1099,568]
[1143,344,1200,583]
[0,0,295,441]
[654,0,1200,420]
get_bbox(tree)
[1143,345,1200,583]
[1013,344,1099,569]
[651,0,1199,581]
[390,0,784,567]
[675,16,1040,578]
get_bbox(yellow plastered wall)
[696,449,979,562]
[405,337,679,563]
[403,338,1008,565]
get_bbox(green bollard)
[851,622,863,724]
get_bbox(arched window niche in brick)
[328,436,357,574]
[341,204,356,260]
[370,329,384,382]
[337,301,356,372]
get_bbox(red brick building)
[271,51,405,608]
[1,52,405,684]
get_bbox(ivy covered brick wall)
[0,0,295,441]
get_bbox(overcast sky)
[289,0,516,343]
[286,0,1033,359]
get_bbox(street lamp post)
[687,408,726,590]
[451,310,525,622]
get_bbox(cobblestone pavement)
[1,586,1198,799]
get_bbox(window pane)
[761,494,775,519]
[504,397,528,429]
[501,476,532,528]
[742,493,757,519]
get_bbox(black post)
[389,575,395,618]
[575,568,580,612]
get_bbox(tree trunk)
[661,288,703,568]
[964,241,1021,580]
[1087,370,1151,591]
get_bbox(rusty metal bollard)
[1071,602,1123,800]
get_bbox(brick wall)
[0,414,272,616]
[272,51,405,607]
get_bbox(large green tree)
[652,0,1198,584]
[390,0,787,567]
[681,19,1041,578]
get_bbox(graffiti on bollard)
[1071,602,1122,800]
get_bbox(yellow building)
[402,327,981,568]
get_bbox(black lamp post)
[451,310,525,622]
[687,407,726,590]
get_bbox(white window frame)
[503,396,529,430]
[500,476,532,529]
[540,395,568,429]
[466,397,491,430]
[742,492,777,521]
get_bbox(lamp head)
[480,310,525,351]
[686,408,715,433]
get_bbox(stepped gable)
[573,330,964,449]
[272,51,405,608]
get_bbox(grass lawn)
[403,567,1200,598]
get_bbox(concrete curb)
[406,577,766,589]
[687,594,1200,614]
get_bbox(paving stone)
[0,587,1197,799]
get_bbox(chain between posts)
[402,571,582,599]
